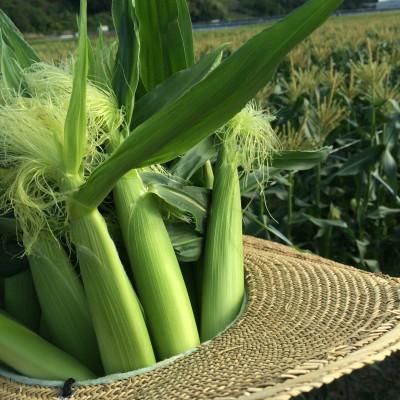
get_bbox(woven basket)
[1,236,400,400]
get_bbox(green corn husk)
[201,104,278,341]
[63,1,155,374]
[28,232,102,374]
[114,170,200,360]
[203,160,215,190]
[201,147,244,341]
[111,0,199,360]
[4,269,40,332]
[0,312,95,380]
[39,314,52,342]
[69,205,156,373]
[180,262,200,328]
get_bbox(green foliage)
[75,0,341,211]
[188,0,227,22]
[111,0,139,125]
[239,15,400,275]
[135,0,194,90]
[63,0,88,174]
[0,0,75,33]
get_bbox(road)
[192,7,400,31]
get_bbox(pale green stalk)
[28,232,102,374]
[0,312,95,380]
[4,269,40,331]
[113,170,200,360]
[201,146,244,341]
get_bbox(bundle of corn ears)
[0,0,341,380]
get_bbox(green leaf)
[132,46,225,128]
[112,0,140,125]
[176,0,195,64]
[240,167,280,195]
[139,171,208,232]
[382,148,398,194]
[0,31,25,92]
[88,28,114,88]
[135,0,194,91]
[140,171,189,187]
[170,137,218,180]
[241,148,329,194]
[372,172,400,206]
[367,206,400,220]
[0,9,39,68]
[335,145,385,177]
[166,223,203,262]
[302,214,348,229]
[244,211,293,246]
[272,148,330,170]
[63,0,88,175]
[149,183,208,233]
[75,0,342,212]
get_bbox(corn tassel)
[114,170,200,360]
[0,312,95,380]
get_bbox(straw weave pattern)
[1,236,400,399]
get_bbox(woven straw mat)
[1,236,400,400]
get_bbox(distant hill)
[0,0,112,33]
[0,0,376,34]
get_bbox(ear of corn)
[203,160,215,190]
[0,312,95,380]
[180,262,200,327]
[69,207,156,373]
[28,232,102,374]
[4,270,40,332]
[114,170,199,360]
[62,0,155,374]
[201,103,278,341]
[201,147,244,341]
[108,0,199,361]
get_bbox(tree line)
[0,0,374,33]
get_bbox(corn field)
[29,11,400,276]
[207,11,400,276]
